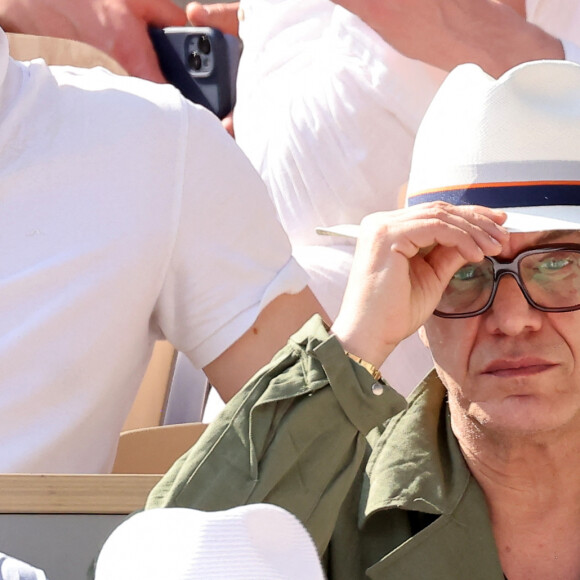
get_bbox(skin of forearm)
[204,288,328,402]
[446,2,565,78]
[0,0,95,41]
[332,0,564,78]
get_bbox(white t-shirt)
[0,30,307,473]
[234,0,580,395]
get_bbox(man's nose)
[484,274,543,335]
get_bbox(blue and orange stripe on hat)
[406,181,580,208]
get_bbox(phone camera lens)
[188,52,202,71]
[198,35,211,55]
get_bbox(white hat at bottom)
[94,504,326,580]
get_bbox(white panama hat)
[318,59,580,239]
[94,504,326,580]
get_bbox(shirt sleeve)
[154,103,308,368]
[146,315,406,556]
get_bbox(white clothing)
[234,0,580,395]
[0,29,307,473]
[0,553,47,580]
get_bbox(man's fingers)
[391,228,486,263]
[423,244,473,288]
[186,2,240,36]
[427,206,507,259]
[221,112,235,137]
[391,220,502,263]
[105,0,186,81]
[125,49,166,83]
[113,25,167,82]
[141,0,188,27]
[367,203,508,262]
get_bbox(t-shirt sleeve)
[146,315,406,557]
[154,103,308,368]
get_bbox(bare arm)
[204,287,328,401]
[0,0,187,81]
[330,0,564,77]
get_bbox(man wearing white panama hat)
[139,59,580,579]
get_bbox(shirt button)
[371,382,384,396]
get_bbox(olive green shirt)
[147,316,505,579]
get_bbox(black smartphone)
[149,26,242,119]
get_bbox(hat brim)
[316,206,580,240]
[315,224,360,239]
[501,206,580,232]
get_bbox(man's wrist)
[330,318,395,373]
[344,351,383,383]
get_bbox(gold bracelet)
[344,351,383,382]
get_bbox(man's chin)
[467,396,564,436]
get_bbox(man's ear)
[418,326,429,349]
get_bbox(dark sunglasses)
[435,244,580,318]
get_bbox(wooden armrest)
[0,474,161,514]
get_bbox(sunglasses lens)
[436,259,494,316]
[521,250,580,309]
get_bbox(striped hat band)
[407,181,580,208]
